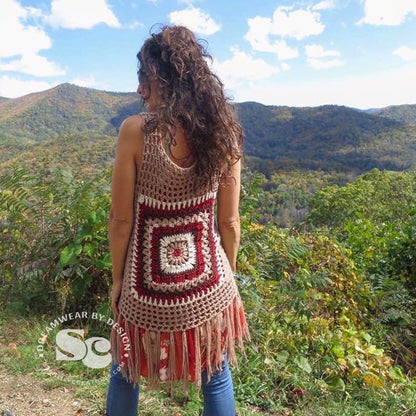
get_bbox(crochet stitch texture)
[110,113,250,394]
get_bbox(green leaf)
[389,366,405,382]
[408,208,416,216]
[276,350,289,363]
[326,377,346,392]
[94,253,111,269]
[83,243,94,257]
[71,274,93,297]
[59,246,76,266]
[331,343,345,358]
[88,211,97,223]
[276,350,289,364]
[294,356,312,374]
[74,244,82,255]
[78,226,93,240]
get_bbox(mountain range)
[1,83,415,175]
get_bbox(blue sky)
[0,0,415,108]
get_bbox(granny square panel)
[130,195,219,303]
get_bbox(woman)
[106,25,250,416]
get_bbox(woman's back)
[161,125,195,169]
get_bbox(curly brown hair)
[137,25,244,191]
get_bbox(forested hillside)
[0,83,143,141]
[239,102,416,174]
[0,134,116,176]
[1,84,416,176]
[370,104,416,124]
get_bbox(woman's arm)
[216,158,241,274]
[109,115,143,315]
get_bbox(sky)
[0,0,416,108]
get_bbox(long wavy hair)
[137,25,244,191]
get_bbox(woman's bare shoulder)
[115,115,146,164]
[119,114,145,135]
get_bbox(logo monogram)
[55,329,111,369]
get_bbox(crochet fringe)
[110,295,250,396]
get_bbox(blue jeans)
[106,358,236,416]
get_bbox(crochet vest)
[110,113,250,393]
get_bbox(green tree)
[0,164,111,314]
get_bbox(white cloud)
[270,40,299,60]
[272,6,325,39]
[0,0,65,77]
[245,6,325,60]
[0,76,56,98]
[0,0,51,58]
[245,17,271,51]
[246,6,325,52]
[245,17,299,60]
[232,65,416,109]
[0,53,65,77]
[212,48,279,88]
[305,44,343,69]
[281,62,291,71]
[169,7,220,35]
[25,6,43,18]
[313,1,336,11]
[358,0,416,26]
[45,0,120,29]
[393,46,416,61]
[305,44,340,58]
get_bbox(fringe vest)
[110,113,250,394]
